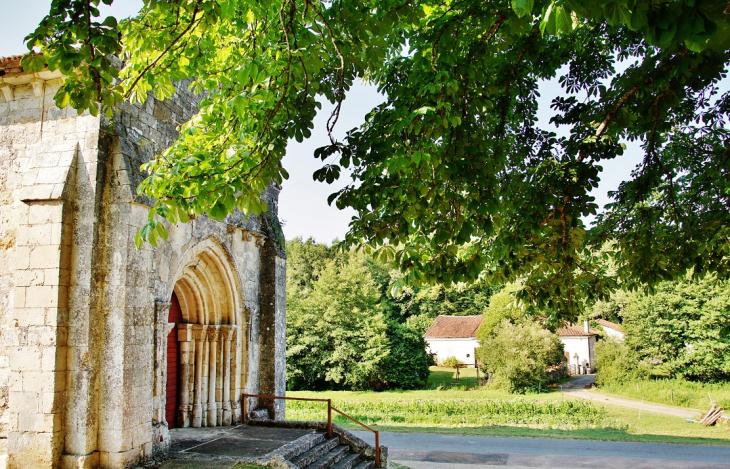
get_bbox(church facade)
[0,55,286,468]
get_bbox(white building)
[557,321,598,373]
[424,315,482,367]
[595,318,625,340]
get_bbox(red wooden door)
[166,292,183,428]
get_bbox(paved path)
[560,375,701,419]
[353,431,730,469]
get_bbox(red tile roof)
[424,315,483,339]
[0,55,24,73]
[595,319,622,332]
[556,324,599,337]
[0,55,23,64]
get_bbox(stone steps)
[291,438,340,467]
[286,432,377,469]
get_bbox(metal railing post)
[375,430,380,467]
[327,399,332,438]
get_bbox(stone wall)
[0,69,103,468]
[0,60,287,468]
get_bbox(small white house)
[595,318,625,340]
[424,315,482,367]
[557,320,598,373]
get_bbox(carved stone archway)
[158,238,246,429]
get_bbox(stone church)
[0,55,286,468]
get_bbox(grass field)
[595,378,730,411]
[285,368,730,446]
[427,366,484,388]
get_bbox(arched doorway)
[165,239,246,428]
[165,292,183,428]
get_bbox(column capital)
[178,323,194,342]
[155,300,172,327]
[192,324,208,341]
[221,325,238,341]
[207,325,220,342]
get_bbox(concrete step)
[292,437,340,468]
[305,445,350,469]
[352,460,375,469]
[280,433,327,461]
[330,452,361,469]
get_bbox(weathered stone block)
[10,347,42,371]
[7,431,54,468]
[23,371,59,394]
[18,184,54,202]
[14,270,44,288]
[29,245,61,270]
[12,288,25,309]
[16,308,46,328]
[27,202,62,225]
[24,286,60,308]
[8,391,40,414]
[26,327,58,347]
[14,247,29,270]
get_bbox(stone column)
[177,324,194,427]
[153,301,172,426]
[232,321,243,424]
[191,325,207,428]
[207,326,220,427]
[221,326,236,425]
[258,235,287,419]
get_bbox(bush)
[477,320,565,393]
[443,356,464,368]
[594,338,643,387]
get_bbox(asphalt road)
[352,431,730,468]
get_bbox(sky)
[2,1,722,245]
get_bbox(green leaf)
[57,91,70,108]
[511,0,534,18]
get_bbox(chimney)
[584,320,590,333]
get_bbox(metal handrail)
[242,393,380,467]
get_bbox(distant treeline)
[285,237,499,391]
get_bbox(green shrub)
[594,337,643,387]
[443,356,464,368]
[477,320,565,393]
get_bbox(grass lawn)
[286,368,730,446]
[594,378,730,411]
[427,366,484,388]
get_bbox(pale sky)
[3,1,722,244]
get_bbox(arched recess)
[165,238,247,428]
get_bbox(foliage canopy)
[622,275,730,382]
[286,239,433,390]
[24,0,730,322]
[592,274,730,383]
